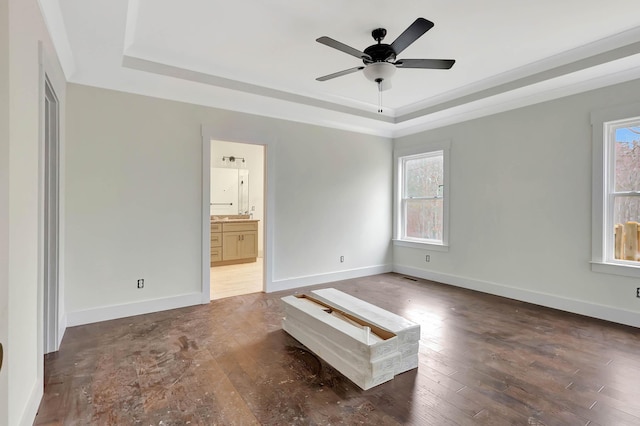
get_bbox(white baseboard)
[66,293,203,327]
[268,264,393,293]
[19,378,43,426]
[394,265,640,328]
[57,312,67,348]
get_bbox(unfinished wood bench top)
[310,288,421,341]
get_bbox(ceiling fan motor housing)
[363,43,396,64]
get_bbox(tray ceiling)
[42,0,640,137]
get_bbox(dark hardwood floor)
[35,273,640,425]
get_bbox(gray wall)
[0,0,9,422]
[65,84,393,317]
[4,0,68,424]
[394,78,640,326]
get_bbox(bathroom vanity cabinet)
[211,217,258,266]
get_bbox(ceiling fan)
[316,18,455,95]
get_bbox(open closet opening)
[209,139,265,300]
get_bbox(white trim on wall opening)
[37,41,66,361]
[591,102,640,279]
[200,125,276,300]
[393,139,451,252]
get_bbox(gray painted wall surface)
[0,0,10,422]
[394,78,640,321]
[5,0,67,424]
[65,84,393,314]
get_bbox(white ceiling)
[42,0,640,137]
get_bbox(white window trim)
[590,102,640,278]
[393,140,450,251]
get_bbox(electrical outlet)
[137,279,144,289]
[340,256,344,263]
[637,287,640,298]
[425,255,430,262]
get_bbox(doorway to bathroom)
[209,140,265,300]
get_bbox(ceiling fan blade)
[390,18,434,55]
[316,36,372,61]
[316,66,365,81]
[395,59,455,69]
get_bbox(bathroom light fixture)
[222,156,245,163]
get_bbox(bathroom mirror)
[238,169,249,214]
[211,167,249,215]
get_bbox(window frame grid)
[590,103,640,278]
[604,118,640,266]
[393,140,450,251]
[400,151,444,243]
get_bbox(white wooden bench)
[281,288,420,390]
[310,288,420,375]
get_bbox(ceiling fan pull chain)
[377,79,383,113]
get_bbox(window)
[591,103,640,278]
[394,141,450,250]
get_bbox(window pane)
[612,195,640,262]
[405,154,443,198]
[405,199,443,241]
[614,126,640,192]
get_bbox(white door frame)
[38,43,64,357]
[42,76,60,354]
[200,125,276,302]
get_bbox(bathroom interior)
[210,140,265,300]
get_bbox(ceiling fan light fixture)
[314,18,454,113]
[362,62,396,84]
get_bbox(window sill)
[393,239,449,252]
[590,261,640,278]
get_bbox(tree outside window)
[402,151,444,243]
[611,124,640,263]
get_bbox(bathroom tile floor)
[210,259,263,300]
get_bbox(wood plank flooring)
[35,273,640,425]
[210,259,263,300]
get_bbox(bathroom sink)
[211,215,253,222]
